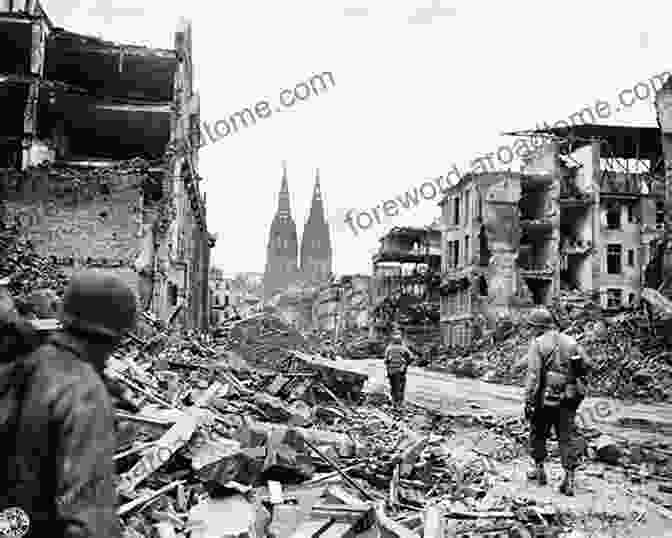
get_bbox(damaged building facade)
[313,274,372,334]
[0,2,214,330]
[370,226,442,340]
[439,124,666,347]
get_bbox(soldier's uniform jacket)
[0,331,120,538]
[524,329,586,407]
[385,343,411,374]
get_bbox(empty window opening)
[479,227,491,265]
[168,283,179,306]
[606,203,621,230]
[453,197,460,226]
[560,254,587,290]
[478,275,488,296]
[627,249,635,266]
[606,288,623,309]
[606,244,622,274]
[464,190,470,223]
[524,279,549,305]
[656,201,665,225]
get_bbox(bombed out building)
[370,226,442,342]
[439,124,666,348]
[0,2,214,331]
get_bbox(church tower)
[264,162,299,298]
[300,169,333,283]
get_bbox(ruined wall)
[3,168,146,295]
[598,201,641,307]
[483,175,521,310]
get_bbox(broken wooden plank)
[375,502,420,538]
[389,463,400,507]
[319,521,356,538]
[117,480,185,516]
[423,505,444,538]
[117,412,197,495]
[288,518,333,538]
[325,485,367,507]
[445,510,515,519]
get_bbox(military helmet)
[391,331,403,342]
[60,270,137,340]
[527,307,555,329]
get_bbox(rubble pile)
[433,293,672,402]
[0,227,69,301]
[223,313,310,370]
[109,329,585,538]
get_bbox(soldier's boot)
[527,462,547,486]
[559,469,575,496]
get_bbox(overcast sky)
[44,0,671,276]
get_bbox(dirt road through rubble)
[335,358,672,446]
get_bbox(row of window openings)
[443,290,470,315]
[446,190,478,227]
[446,198,663,232]
[605,201,665,230]
[213,295,230,306]
[275,237,322,250]
[606,245,636,274]
[606,288,635,309]
[445,237,469,269]
[444,241,634,274]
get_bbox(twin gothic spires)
[264,163,333,298]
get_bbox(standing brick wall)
[5,187,142,261]
[4,174,145,298]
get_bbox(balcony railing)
[561,239,593,255]
[520,218,553,233]
[519,263,555,278]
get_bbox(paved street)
[333,358,672,446]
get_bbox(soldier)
[0,270,137,537]
[384,331,413,407]
[523,307,591,496]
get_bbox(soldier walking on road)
[523,307,591,496]
[0,270,137,537]
[384,331,413,407]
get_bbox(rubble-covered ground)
[2,230,672,537]
[432,293,672,404]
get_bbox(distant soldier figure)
[523,307,591,496]
[384,331,413,407]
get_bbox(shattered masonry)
[0,2,214,331]
[439,126,667,347]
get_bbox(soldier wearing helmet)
[0,270,137,537]
[384,330,414,407]
[523,306,591,496]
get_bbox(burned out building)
[0,2,214,331]
[371,226,442,340]
[438,124,666,347]
[313,274,371,334]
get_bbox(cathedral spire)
[308,168,325,221]
[300,168,332,283]
[278,161,291,218]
